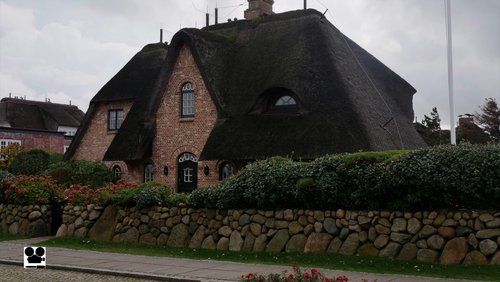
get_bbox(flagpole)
[445,0,456,144]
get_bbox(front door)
[177,152,198,193]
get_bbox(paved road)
[0,263,153,282]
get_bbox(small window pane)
[113,165,122,179]
[275,96,297,107]
[184,168,193,183]
[221,163,234,180]
[109,109,124,130]
[181,83,195,117]
[144,164,153,182]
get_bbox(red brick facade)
[151,45,220,190]
[0,128,66,153]
[73,45,240,190]
[72,101,133,179]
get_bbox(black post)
[304,0,307,10]
[215,8,218,24]
[206,13,209,26]
[160,28,163,43]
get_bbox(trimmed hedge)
[9,149,50,175]
[45,160,115,188]
[188,144,500,210]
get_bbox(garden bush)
[188,144,500,210]
[2,175,63,204]
[134,182,175,209]
[9,149,50,175]
[46,160,114,188]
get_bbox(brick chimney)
[244,0,274,20]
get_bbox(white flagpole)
[445,0,456,144]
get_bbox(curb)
[0,259,201,282]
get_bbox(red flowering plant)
[95,181,138,206]
[1,175,63,204]
[63,184,97,206]
[63,181,138,206]
[240,265,348,282]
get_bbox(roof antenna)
[160,26,163,43]
[215,7,219,24]
[304,0,307,10]
[320,9,328,22]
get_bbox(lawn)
[0,233,28,242]
[41,237,500,281]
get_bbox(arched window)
[112,165,122,179]
[219,162,234,180]
[181,82,195,117]
[144,163,153,182]
[274,95,297,107]
[259,87,300,114]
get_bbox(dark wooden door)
[178,158,197,193]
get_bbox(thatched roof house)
[67,4,425,191]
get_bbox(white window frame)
[1,139,21,159]
[183,167,193,183]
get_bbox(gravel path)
[0,264,155,282]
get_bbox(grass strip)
[40,237,500,281]
[0,233,28,242]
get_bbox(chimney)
[244,0,274,20]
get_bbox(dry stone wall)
[0,204,53,237]
[55,205,500,265]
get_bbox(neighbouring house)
[0,97,85,157]
[66,1,426,192]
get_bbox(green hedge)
[188,144,500,210]
[9,149,50,175]
[45,160,114,188]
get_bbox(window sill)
[180,117,195,122]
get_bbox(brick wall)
[73,101,132,161]
[0,129,65,153]
[72,101,133,181]
[152,45,220,190]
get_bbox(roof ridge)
[1,97,78,109]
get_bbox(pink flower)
[336,275,349,281]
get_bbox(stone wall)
[56,205,500,265]
[0,204,53,236]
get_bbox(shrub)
[9,149,50,175]
[134,182,181,209]
[63,184,97,206]
[46,160,114,188]
[0,143,23,169]
[2,175,63,204]
[188,144,500,210]
[96,181,138,206]
[70,160,115,188]
[381,143,500,210]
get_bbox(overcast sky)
[0,0,499,128]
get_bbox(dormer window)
[274,95,297,107]
[181,82,195,118]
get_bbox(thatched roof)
[70,9,426,161]
[64,43,168,160]
[0,98,84,131]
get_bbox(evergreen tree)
[422,107,441,132]
[475,98,499,142]
[414,107,447,146]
